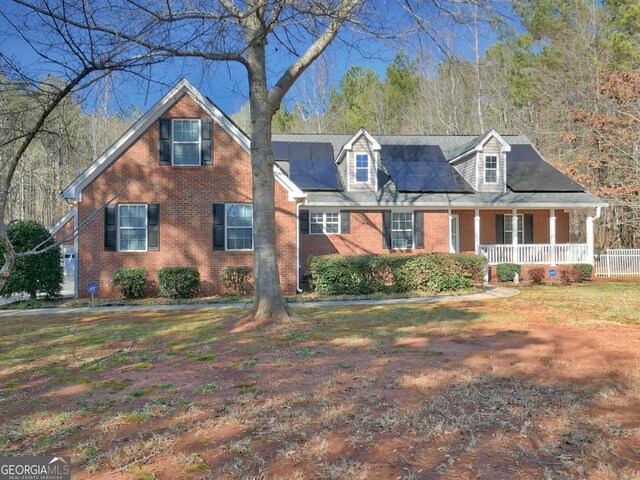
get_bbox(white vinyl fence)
[595,249,640,277]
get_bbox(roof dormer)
[336,128,381,192]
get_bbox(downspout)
[296,200,303,293]
[594,206,602,221]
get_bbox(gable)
[61,79,303,201]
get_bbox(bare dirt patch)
[0,282,638,479]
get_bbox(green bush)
[308,253,482,295]
[572,264,593,281]
[0,220,63,299]
[221,266,252,295]
[158,267,200,299]
[496,263,521,282]
[450,253,487,283]
[112,268,148,299]
[559,266,584,285]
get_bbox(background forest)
[3,0,639,248]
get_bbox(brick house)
[54,79,606,298]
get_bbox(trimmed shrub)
[0,220,62,299]
[573,263,593,281]
[158,267,200,299]
[451,253,487,283]
[308,253,482,295]
[221,266,253,295]
[112,268,148,299]
[496,263,521,282]
[528,267,546,285]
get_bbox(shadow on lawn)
[0,303,638,478]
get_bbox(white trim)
[171,118,202,166]
[483,154,499,184]
[117,204,148,252]
[302,202,608,209]
[449,129,511,163]
[391,211,414,250]
[225,203,254,251]
[335,127,381,164]
[50,208,75,236]
[449,212,460,253]
[73,205,79,298]
[354,153,369,183]
[309,211,341,235]
[60,78,301,202]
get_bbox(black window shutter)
[524,214,534,244]
[300,209,309,234]
[414,211,424,249]
[382,210,392,249]
[148,204,160,250]
[159,119,171,165]
[104,205,117,251]
[213,203,225,250]
[340,210,350,234]
[495,214,505,245]
[201,118,212,165]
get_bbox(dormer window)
[484,155,498,184]
[173,119,201,166]
[355,154,369,182]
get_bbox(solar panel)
[310,142,334,161]
[507,145,584,192]
[272,141,290,161]
[381,144,472,192]
[290,158,341,190]
[385,161,473,192]
[381,144,446,163]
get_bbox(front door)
[450,214,460,253]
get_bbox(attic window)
[173,119,201,166]
[484,155,498,184]
[355,154,369,182]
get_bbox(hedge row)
[112,266,253,299]
[308,253,487,295]
[496,263,594,285]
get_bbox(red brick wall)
[53,213,75,246]
[76,93,297,298]
[300,210,450,272]
[477,209,569,247]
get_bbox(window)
[392,212,413,249]
[310,212,340,234]
[226,204,253,250]
[484,155,498,183]
[355,154,369,182]
[504,214,524,244]
[173,119,201,166]
[119,204,147,251]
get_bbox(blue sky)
[1,1,507,116]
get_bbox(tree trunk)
[233,36,298,331]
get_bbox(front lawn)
[0,282,638,479]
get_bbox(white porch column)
[474,208,481,254]
[512,208,519,263]
[448,209,454,253]
[549,208,556,266]
[587,215,595,265]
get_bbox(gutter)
[296,201,303,293]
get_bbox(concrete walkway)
[0,286,518,318]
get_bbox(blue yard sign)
[548,269,557,277]
[87,282,99,299]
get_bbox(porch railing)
[479,244,589,265]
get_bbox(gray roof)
[271,133,607,208]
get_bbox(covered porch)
[448,207,600,265]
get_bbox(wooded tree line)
[1,78,136,229]
[233,0,640,248]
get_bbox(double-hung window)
[355,154,369,182]
[226,204,253,250]
[310,212,340,234]
[119,204,147,251]
[484,155,498,184]
[392,212,413,249]
[173,119,201,166]
[504,214,524,244]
